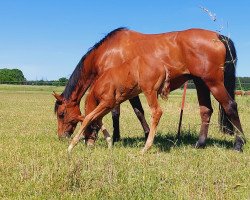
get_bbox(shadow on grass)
[120,130,234,152]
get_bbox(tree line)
[1,68,250,90]
[0,68,68,86]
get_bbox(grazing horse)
[54,28,246,151]
[68,56,170,154]
[54,28,150,144]
[235,90,250,96]
[235,90,245,96]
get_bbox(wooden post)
[177,81,188,140]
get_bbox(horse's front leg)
[141,92,163,154]
[129,96,150,140]
[68,103,110,154]
[85,122,99,147]
[98,120,112,149]
[85,120,112,148]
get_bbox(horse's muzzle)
[58,132,72,140]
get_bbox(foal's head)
[53,92,83,139]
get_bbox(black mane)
[55,27,127,112]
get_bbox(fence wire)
[0,80,250,90]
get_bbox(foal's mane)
[55,27,127,113]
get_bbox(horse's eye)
[59,112,65,119]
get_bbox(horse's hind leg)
[141,92,163,154]
[206,81,245,151]
[193,78,213,148]
[112,105,120,144]
[129,96,150,139]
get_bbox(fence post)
[177,81,188,141]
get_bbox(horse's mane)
[55,27,127,112]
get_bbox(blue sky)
[0,0,250,80]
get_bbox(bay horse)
[54,28,246,151]
[68,56,170,154]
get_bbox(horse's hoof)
[234,137,245,152]
[144,132,149,140]
[112,137,120,144]
[234,144,243,152]
[194,141,206,149]
[87,143,94,148]
[86,142,95,148]
[141,148,147,155]
[141,149,145,155]
[106,137,112,149]
[58,132,72,140]
[67,144,73,158]
[79,138,85,144]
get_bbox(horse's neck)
[70,58,96,103]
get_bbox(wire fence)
[0,80,250,90]
[186,82,250,91]
[0,80,67,86]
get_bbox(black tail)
[218,35,237,134]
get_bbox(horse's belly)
[115,84,141,103]
[170,75,190,91]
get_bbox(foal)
[68,56,170,154]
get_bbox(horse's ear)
[77,115,84,122]
[52,91,63,102]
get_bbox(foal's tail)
[218,35,237,134]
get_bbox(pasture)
[0,84,249,199]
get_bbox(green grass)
[0,85,249,199]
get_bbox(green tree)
[0,68,26,83]
[58,77,68,86]
[58,77,68,83]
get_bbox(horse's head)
[53,92,83,139]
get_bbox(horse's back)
[127,29,227,80]
[92,55,168,104]
[94,28,227,84]
[176,29,226,79]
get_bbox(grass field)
[0,84,249,199]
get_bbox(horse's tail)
[218,35,237,134]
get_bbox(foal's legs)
[129,96,150,139]
[98,120,112,149]
[68,103,110,153]
[141,92,163,154]
[206,81,245,151]
[85,120,112,148]
[193,78,213,148]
